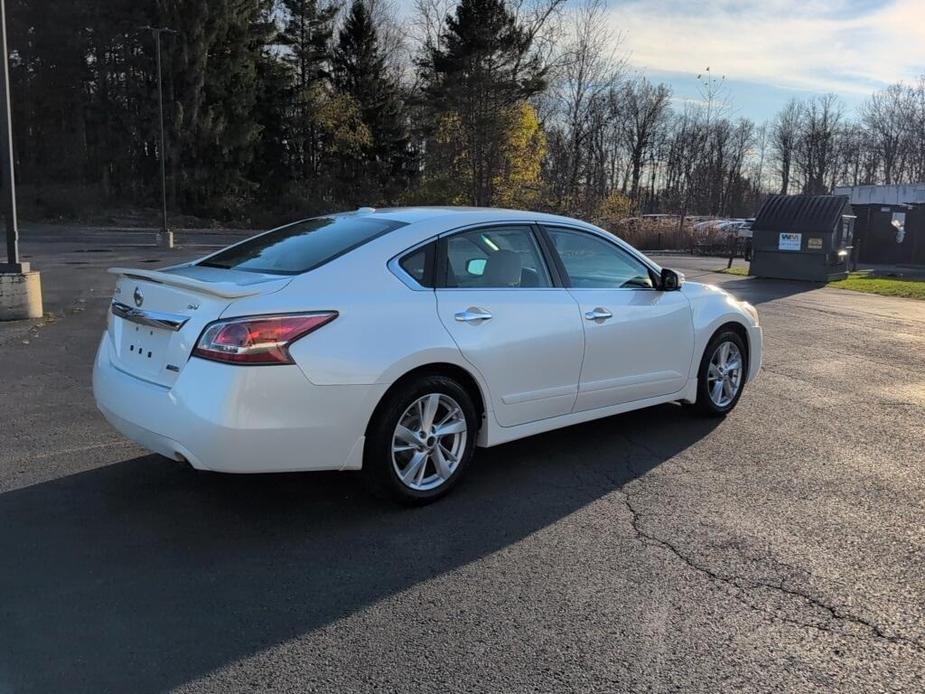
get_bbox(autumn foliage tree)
[419,0,548,206]
[5,0,925,227]
[332,0,413,205]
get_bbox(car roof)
[341,206,600,229]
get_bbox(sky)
[606,0,925,121]
[396,0,925,123]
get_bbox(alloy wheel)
[391,393,468,491]
[707,340,743,408]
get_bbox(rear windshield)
[198,216,407,275]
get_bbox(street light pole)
[155,29,168,239]
[0,0,42,320]
[0,0,20,270]
[141,26,176,247]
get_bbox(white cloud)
[607,0,925,95]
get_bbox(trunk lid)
[106,265,292,386]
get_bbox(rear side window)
[199,216,406,275]
[398,243,435,287]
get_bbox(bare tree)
[668,106,709,231]
[545,0,623,214]
[794,94,843,194]
[721,118,754,215]
[506,0,571,76]
[861,83,909,185]
[834,123,866,187]
[620,78,671,207]
[701,118,732,214]
[771,98,800,195]
[907,75,925,182]
[410,0,455,51]
[751,120,769,192]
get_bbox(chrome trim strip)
[387,218,664,290]
[111,301,190,332]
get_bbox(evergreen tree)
[251,46,295,202]
[278,0,338,189]
[9,0,93,184]
[153,0,270,216]
[421,0,547,206]
[331,0,412,205]
[86,0,162,203]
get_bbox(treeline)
[7,0,925,227]
[771,85,925,194]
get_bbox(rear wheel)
[694,330,747,416]
[363,375,477,505]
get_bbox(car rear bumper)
[92,334,385,473]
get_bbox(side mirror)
[466,258,487,276]
[660,268,683,291]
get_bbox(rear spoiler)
[107,267,270,299]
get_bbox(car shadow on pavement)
[715,276,823,306]
[0,404,720,693]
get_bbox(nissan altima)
[93,207,762,503]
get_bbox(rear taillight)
[192,312,337,365]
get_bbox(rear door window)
[198,215,406,275]
[442,226,552,288]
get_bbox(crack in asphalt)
[617,480,925,655]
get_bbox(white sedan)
[93,207,762,503]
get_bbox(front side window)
[443,226,552,288]
[199,215,406,275]
[546,227,655,289]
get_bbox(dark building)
[833,184,925,265]
[749,194,854,281]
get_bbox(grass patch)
[714,265,749,276]
[829,272,925,300]
[712,266,925,300]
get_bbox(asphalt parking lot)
[1,227,924,693]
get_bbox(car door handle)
[455,307,493,323]
[584,307,613,321]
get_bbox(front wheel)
[694,330,747,416]
[363,375,478,505]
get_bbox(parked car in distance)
[723,219,754,239]
[693,218,753,238]
[93,207,762,504]
[692,218,755,257]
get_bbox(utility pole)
[141,26,176,248]
[0,0,42,319]
[0,0,18,270]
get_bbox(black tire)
[362,374,478,505]
[694,329,748,417]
